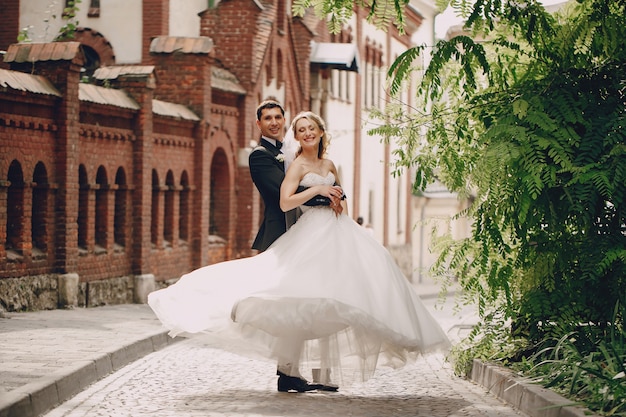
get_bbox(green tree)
[360,0,626,412]
[305,0,625,333]
[381,0,626,334]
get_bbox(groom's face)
[257,107,285,142]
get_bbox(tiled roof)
[79,83,140,110]
[0,68,61,96]
[3,42,82,64]
[152,99,200,121]
[80,84,199,120]
[212,67,246,94]
[93,65,155,80]
[150,36,214,54]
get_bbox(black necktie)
[276,141,282,150]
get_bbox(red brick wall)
[0,101,59,278]
[76,103,136,281]
[0,0,19,69]
[152,53,212,118]
[0,0,331,308]
[208,97,257,257]
[0,99,234,283]
[142,0,170,64]
[199,2,262,90]
[0,47,250,297]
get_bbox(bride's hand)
[327,186,344,216]
[317,185,343,216]
[320,185,343,199]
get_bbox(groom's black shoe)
[277,371,323,393]
[319,383,339,392]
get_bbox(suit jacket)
[249,139,287,251]
[249,138,333,251]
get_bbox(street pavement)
[0,282,588,417]
[40,337,524,417]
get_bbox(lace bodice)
[299,172,335,188]
[299,172,336,212]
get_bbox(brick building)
[0,0,436,312]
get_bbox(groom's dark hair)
[256,100,285,120]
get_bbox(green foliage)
[17,27,32,43]
[16,0,82,43]
[449,307,530,377]
[515,301,626,415]
[374,0,626,412]
[292,0,408,34]
[382,0,626,327]
[55,0,82,41]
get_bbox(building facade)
[0,0,437,311]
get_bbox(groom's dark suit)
[249,138,330,251]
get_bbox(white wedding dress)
[148,172,450,386]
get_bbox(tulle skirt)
[148,207,450,386]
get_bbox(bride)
[148,111,450,391]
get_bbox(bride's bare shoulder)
[322,159,337,170]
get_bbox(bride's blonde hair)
[289,111,331,159]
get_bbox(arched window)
[151,170,160,247]
[277,49,284,87]
[164,170,175,246]
[81,45,101,79]
[209,149,230,239]
[87,0,101,17]
[78,165,89,249]
[31,162,49,254]
[363,39,370,107]
[179,171,190,242]
[114,167,127,249]
[6,160,25,254]
[95,166,108,250]
[71,27,116,79]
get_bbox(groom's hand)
[298,185,345,207]
[298,186,331,206]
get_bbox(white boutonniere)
[276,154,285,163]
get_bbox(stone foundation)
[0,274,156,312]
[134,274,156,304]
[58,273,79,308]
[0,275,58,311]
[78,276,134,307]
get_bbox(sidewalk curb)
[471,359,600,417]
[0,330,177,417]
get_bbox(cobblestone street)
[42,337,526,417]
[38,295,527,417]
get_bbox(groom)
[248,100,340,392]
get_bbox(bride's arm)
[280,163,333,212]
[329,161,349,216]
